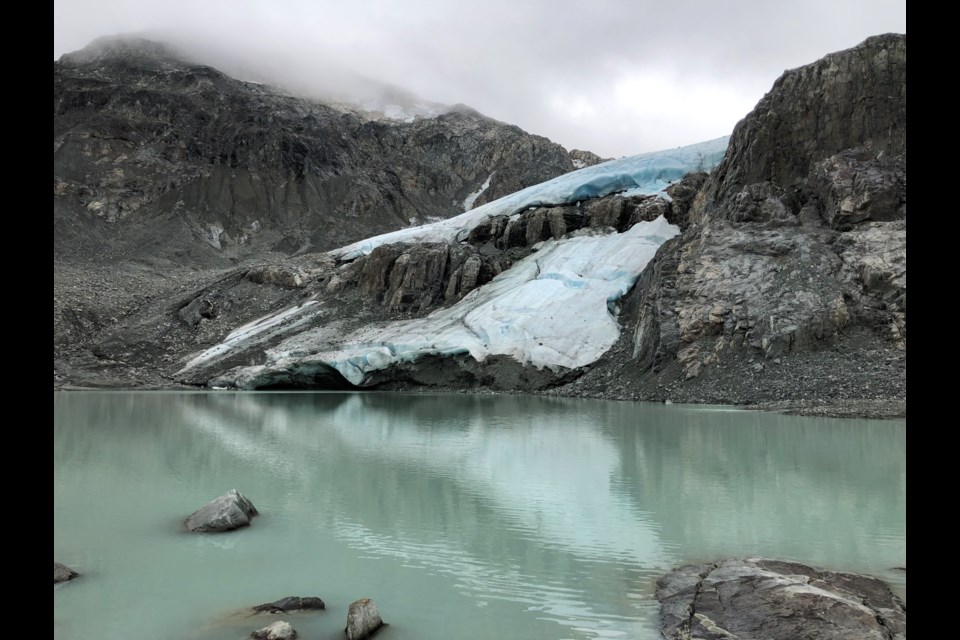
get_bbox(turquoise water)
[53,392,906,640]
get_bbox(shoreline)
[52,380,905,420]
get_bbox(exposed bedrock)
[55,37,581,266]
[656,557,906,640]
[692,33,905,222]
[615,34,906,400]
[324,174,704,315]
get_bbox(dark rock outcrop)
[54,561,79,584]
[692,33,905,224]
[656,557,906,640]
[611,34,906,403]
[252,596,326,614]
[349,242,505,311]
[54,36,581,267]
[569,148,608,168]
[345,598,384,640]
[184,489,259,532]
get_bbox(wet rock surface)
[252,596,326,614]
[251,620,297,640]
[54,562,78,584]
[656,557,906,640]
[345,598,384,640]
[184,489,259,532]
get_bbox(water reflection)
[54,392,905,640]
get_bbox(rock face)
[656,558,906,640]
[54,34,906,417]
[345,599,384,640]
[184,489,259,532]
[252,596,326,614]
[597,33,906,407]
[54,36,579,267]
[569,148,608,168]
[251,620,297,640]
[54,561,78,584]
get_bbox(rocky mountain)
[601,32,906,412]
[54,34,906,417]
[54,36,586,267]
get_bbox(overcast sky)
[54,0,905,158]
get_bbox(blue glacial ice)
[230,216,680,388]
[333,136,728,260]
[190,137,728,387]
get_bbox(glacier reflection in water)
[54,392,905,640]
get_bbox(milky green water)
[53,392,905,640]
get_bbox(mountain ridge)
[54,35,601,267]
[54,34,906,418]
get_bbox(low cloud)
[54,0,905,157]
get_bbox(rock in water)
[251,620,296,640]
[252,596,326,613]
[345,598,384,640]
[184,489,259,532]
[54,561,78,584]
[656,557,906,640]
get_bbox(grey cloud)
[54,0,905,157]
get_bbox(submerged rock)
[252,596,326,614]
[251,620,296,640]
[345,598,384,640]
[54,561,78,584]
[184,489,259,532]
[656,557,906,640]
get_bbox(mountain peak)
[57,35,192,69]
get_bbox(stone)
[251,620,296,640]
[252,596,326,614]
[184,489,259,532]
[656,557,906,640]
[54,561,78,584]
[345,598,384,640]
[244,266,307,289]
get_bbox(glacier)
[225,217,678,388]
[333,135,728,260]
[185,136,729,388]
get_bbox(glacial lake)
[53,391,905,640]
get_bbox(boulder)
[251,620,296,640]
[184,489,259,533]
[345,598,384,640]
[656,557,906,640]
[54,561,78,584]
[252,596,326,614]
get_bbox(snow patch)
[177,301,320,374]
[463,173,494,211]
